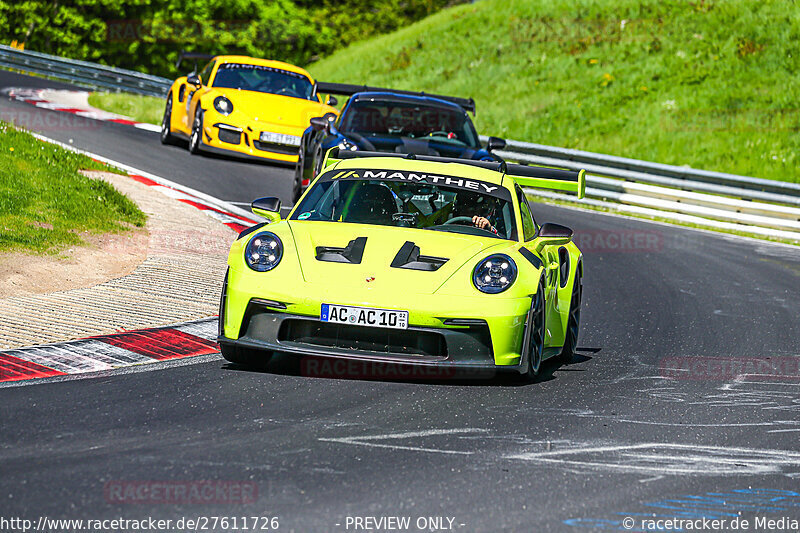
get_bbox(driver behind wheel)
[452,193,500,235]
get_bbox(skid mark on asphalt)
[637,378,800,414]
[505,443,800,476]
[319,429,490,455]
[0,317,218,385]
[320,429,800,477]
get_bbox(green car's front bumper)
[218,269,533,374]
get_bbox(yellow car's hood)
[287,221,506,295]
[217,90,331,129]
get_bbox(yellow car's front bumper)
[200,115,302,164]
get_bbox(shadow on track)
[219,347,599,387]
[170,138,297,169]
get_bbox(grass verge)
[0,121,146,253]
[87,92,164,125]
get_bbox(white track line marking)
[319,428,489,455]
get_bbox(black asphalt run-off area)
[2,71,800,532]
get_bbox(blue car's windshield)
[339,100,480,148]
[213,64,315,101]
[290,170,517,240]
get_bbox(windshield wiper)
[424,225,503,239]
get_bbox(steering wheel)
[275,87,296,97]
[443,216,474,226]
[427,131,450,138]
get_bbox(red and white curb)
[5,87,161,132]
[127,172,256,232]
[0,318,219,384]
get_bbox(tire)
[188,107,204,154]
[522,279,546,381]
[557,266,582,365]
[160,94,177,145]
[312,145,324,178]
[292,151,304,203]
[220,344,272,370]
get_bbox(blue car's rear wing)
[313,82,476,114]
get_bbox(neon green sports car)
[217,150,586,379]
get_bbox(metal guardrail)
[0,44,171,97]
[495,137,800,197]
[480,135,800,241]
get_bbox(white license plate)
[259,131,301,146]
[321,304,408,330]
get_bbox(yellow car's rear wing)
[505,163,586,199]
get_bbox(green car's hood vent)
[288,221,501,294]
[390,241,448,271]
[316,237,367,264]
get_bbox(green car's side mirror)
[536,222,573,247]
[251,197,282,223]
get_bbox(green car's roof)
[329,156,509,189]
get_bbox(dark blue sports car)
[294,83,506,201]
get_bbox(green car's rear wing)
[321,149,586,199]
[505,163,586,199]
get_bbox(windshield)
[212,63,315,100]
[290,169,516,240]
[340,100,479,148]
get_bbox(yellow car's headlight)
[214,96,233,116]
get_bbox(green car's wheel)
[558,267,582,365]
[160,94,177,145]
[522,279,546,380]
[220,344,272,369]
[189,107,204,154]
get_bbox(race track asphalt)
[2,71,799,532]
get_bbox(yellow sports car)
[160,53,339,170]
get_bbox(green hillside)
[308,0,799,182]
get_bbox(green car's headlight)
[473,254,517,294]
[214,96,233,115]
[244,232,283,272]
